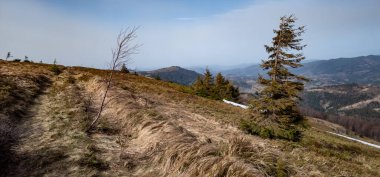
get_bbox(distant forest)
[300,84,380,141]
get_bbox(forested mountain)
[295,55,380,86]
[300,84,380,141]
[139,66,201,85]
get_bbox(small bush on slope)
[49,64,62,75]
[240,119,303,141]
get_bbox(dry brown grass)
[0,61,53,175]
[1,61,379,176]
[77,67,379,177]
[5,71,104,176]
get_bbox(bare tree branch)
[88,27,140,130]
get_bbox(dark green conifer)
[250,15,308,141]
[120,63,129,73]
[203,69,214,92]
[193,75,207,97]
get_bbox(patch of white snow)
[327,131,380,149]
[223,99,249,109]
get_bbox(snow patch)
[223,99,249,109]
[327,131,380,149]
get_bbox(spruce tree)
[203,69,214,92]
[193,75,206,96]
[215,73,228,89]
[6,52,11,60]
[120,63,129,73]
[251,15,308,140]
[215,73,227,99]
[193,70,240,101]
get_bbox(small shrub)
[66,76,76,84]
[240,120,261,136]
[240,119,301,141]
[13,59,21,62]
[260,128,274,139]
[78,74,90,82]
[23,60,30,62]
[275,159,288,177]
[154,74,161,80]
[49,65,62,75]
[277,128,301,141]
[120,63,129,73]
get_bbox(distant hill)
[139,66,201,86]
[295,55,380,86]
[187,63,251,75]
[222,64,262,77]
[222,55,380,90]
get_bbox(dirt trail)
[5,75,99,177]
[5,87,51,176]
[0,75,52,177]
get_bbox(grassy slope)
[1,60,379,177]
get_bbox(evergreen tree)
[250,15,308,140]
[120,63,129,73]
[24,56,29,62]
[6,52,11,60]
[225,81,240,101]
[203,69,214,92]
[154,74,161,80]
[215,73,228,89]
[192,70,239,101]
[193,75,207,96]
[214,73,226,99]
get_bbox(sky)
[1,0,379,70]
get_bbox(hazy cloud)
[1,0,379,69]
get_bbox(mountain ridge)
[139,66,201,86]
[219,55,380,89]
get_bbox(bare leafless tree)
[88,27,140,130]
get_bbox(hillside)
[300,84,380,141]
[302,84,380,118]
[139,66,200,85]
[1,60,380,176]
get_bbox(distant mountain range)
[222,55,380,89]
[295,55,380,86]
[139,66,200,86]
[187,63,252,74]
[140,55,380,89]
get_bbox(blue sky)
[1,0,379,69]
